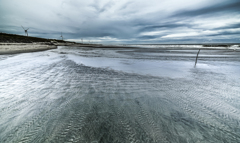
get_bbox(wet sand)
[0,45,240,142]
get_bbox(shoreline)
[1,33,239,55]
[0,42,239,55]
[0,42,103,55]
[0,41,99,55]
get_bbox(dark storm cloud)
[208,31,240,37]
[139,23,193,32]
[172,1,240,18]
[137,35,159,40]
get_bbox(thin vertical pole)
[195,49,200,67]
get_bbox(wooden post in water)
[194,49,201,67]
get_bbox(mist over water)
[0,46,240,142]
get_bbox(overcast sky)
[0,0,240,44]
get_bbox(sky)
[0,0,240,44]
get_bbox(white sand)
[0,43,57,54]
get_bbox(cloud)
[171,1,240,18]
[213,22,240,30]
[0,0,240,43]
[140,23,192,32]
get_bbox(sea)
[0,45,240,142]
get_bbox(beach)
[0,43,58,54]
[0,33,79,55]
[0,45,240,142]
[2,0,240,141]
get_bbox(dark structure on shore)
[60,32,64,40]
[21,26,29,37]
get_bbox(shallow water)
[0,46,240,142]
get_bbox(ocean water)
[0,46,240,142]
